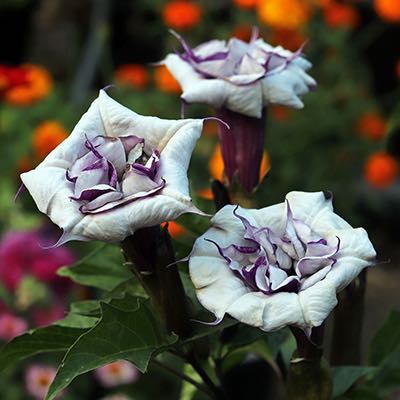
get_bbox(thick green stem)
[330,269,366,365]
[286,327,332,400]
[121,225,191,338]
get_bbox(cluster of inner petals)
[176,31,303,85]
[207,205,340,295]
[66,135,164,214]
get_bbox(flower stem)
[330,269,367,365]
[121,225,191,338]
[152,359,215,399]
[286,327,332,400]
[216,107,266,194]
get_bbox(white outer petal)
[160,119,203,197]
[189,193,376,331]
[97,90,196,154]
[164,54,263,118]
[21,91,206,244]
[227,292,304,331]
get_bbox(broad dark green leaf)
[332,366,376,398]
[0,325,87,371]
[45,297,177,400]
[57,244,132,291]
[370,349,400,395]
[369,310,400,365]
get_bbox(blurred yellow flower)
[257,0,313,30]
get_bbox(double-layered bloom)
[189,191,376,332]
[164,31,315,118]
[163,32,315,191]
[20,90,205,245]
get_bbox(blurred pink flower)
[25,364,57,399]
[32,304,65,327]
[0,230,74,291]
[0,313,28,341]
[95,361,139,388]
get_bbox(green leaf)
[45,296,177,400]
[370,349,400,395]
[57,244,132,291]
[0,325,87,371]
[332,366,376,398]
[54,313,99,329]
[369,310,400,365]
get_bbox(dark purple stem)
[330,269,367,365]
[121,226,191,337]
[287,326,332,400]
[216,108,266,193]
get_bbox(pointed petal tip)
[203,117,230,130]
[101,84,115,93]
[190,315,224,326]
[14,183,25,202]
[38,229,82,249]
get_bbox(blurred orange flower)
[269,28,306,51]
[197,187,214,200]
[115,64,149,90]
[202,119,218,136]
[270,105,292,121]
[257,0,313,30]
[0,66,27,95]
[209,143,270,182]
[33,121,69,160]
[374,0,400,23]
[233,0,258,9]
[356,112,387,141]
[4,65,52,106]
[161,221,187,238]
[162,1,202,30]
[17,156,35,175]
[364,152,398,188]
[232,24,254,42]
[154,65,181,94]
[323,2,359,28]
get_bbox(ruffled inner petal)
[67,135,165,214]
[205,202,338,295]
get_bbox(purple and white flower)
[163,31,315,118]
[163,32,315,192]
[20,90,206,245]
[189,191,376,332]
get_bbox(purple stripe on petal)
[232,244,259,254]
[242,264,259,291]
[66,169,77,183]
[70,186,115,202]
[119,135,144,155]
[84,137,102,159]
[81,178,166,214]
[273,276,300,294]
[204,238,231,264]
